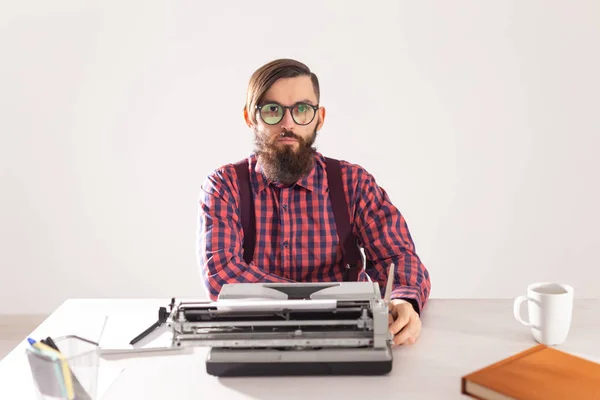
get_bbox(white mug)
[513,282,574,346]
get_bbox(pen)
[41,337,59,351]
[27,338,67,398]
[42,337,92,400]
[28,338,75,400]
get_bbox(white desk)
[1,299,598,399]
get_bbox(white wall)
[1,1,599,314]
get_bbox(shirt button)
[282,204,288,210]
[283,241,289,248]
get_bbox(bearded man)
[196,58,431,346]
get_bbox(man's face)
[249,75,325,151]
[244,75,326,184]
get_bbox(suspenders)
[233,157,361,281]
[233,160,256,266]
[323,157,362,281]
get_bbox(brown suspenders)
[233,157,361,281]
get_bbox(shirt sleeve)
[350,167,431,314]
[197,166,294,300]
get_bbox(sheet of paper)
[97,314,181,355]
[97,364,125,399]
[36,310,182,356]
[32,312,109,345]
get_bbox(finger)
[393,326,416,346]
[393,320,421,346]
[404,336,418,345]
[389,314,410,335]
[388,313,394,326]
[388,304,397,319]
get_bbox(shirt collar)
[252,152,325,193]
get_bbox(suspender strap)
[234,160,255,264]
[324,157,362,281]
[234,157,362,281]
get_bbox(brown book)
[461,344,600,400]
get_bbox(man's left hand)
[388,299,421,346]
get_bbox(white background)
[1,1,599,314]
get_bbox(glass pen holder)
[26,335,100,400]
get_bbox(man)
[197,59,431,346]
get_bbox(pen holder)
[26,335,100,400]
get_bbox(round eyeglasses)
[256,102,319,125]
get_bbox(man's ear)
[243,107,253,128]
[316,106,326,131]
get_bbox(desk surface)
[1,298,599,399]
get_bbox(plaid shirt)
[197,152,431,312]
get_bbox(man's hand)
[388,299,421,346]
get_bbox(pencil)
[29,339,75,399]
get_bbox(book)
[461,344,600,400]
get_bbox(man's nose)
[280,108,295,130]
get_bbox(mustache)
[279,130,302,140]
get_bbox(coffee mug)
[513,282,574,346]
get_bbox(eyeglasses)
[256,102,319,125]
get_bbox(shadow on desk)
[216,373,398,399]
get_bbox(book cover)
[461,344,600,400]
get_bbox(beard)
[254,128,318,185]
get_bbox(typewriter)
[155,280,394,377]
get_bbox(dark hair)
[245,59,320,124]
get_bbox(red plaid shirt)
[197,152,431,312]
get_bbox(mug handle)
[513,295,534,327]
